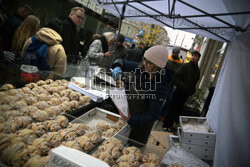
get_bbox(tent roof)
[93,0,250,42]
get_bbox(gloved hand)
[111,66,122,81]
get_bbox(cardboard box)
[150,131,171,150]
[48,146,109,167]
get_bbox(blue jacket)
[112,59,139,72]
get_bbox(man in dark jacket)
[113,34,128,61]
[61,7,84,64]
[163,51,201,131]
[161,46,183,118]
[2,4,33,51]
[127,41,145,63]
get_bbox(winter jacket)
[160,54,183,113]
[113,45,129,61]
[127,68,169,126]
[81,38,93,58]
[112,59,169,126]
[174,61,200,96]
[86,36,113,68]
[61,17,80,64]
[166,54,183,73]
[2,13,23,51]
[86,36,108,58]
[127,47,144,63]
[22,28,67,78]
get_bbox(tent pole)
[168,0,170,15]
[178,26,234,30]
[110,0,127,68]
[176,11,250,18]
[138,0,173,19]
[126,11,250,18]
[98,0,157,5]
[111,0,121,16]
[118,1,127,36]
[170,0,176,16]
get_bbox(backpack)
[22,36,50,71]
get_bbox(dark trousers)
[128,123,154,146]
[160,87,174,117]
[163,89,189,128]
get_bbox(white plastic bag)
[109,88,129,118]
[161,146,210,167]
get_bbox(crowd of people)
[0,3,202,145]
[0,4,148,79]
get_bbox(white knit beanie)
[144,45,169,68]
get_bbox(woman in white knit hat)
[86,32,115,67]
[112,45,170,145]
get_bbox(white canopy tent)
[93,0,249,42]
[92,0,250,166]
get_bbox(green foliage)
[140,24,164,46]
[185,89,205,112]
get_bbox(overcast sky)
[164,27,196,50]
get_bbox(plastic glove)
[111,66,122,81]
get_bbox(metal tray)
[70,107,129,138]
[63,102,99,122]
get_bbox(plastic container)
[179,116,216,141]
[49,146,109,167]
[20,64,40,82]
[178,116,216,160]
[168,135,180,148]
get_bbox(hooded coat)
[22,28,67,78]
